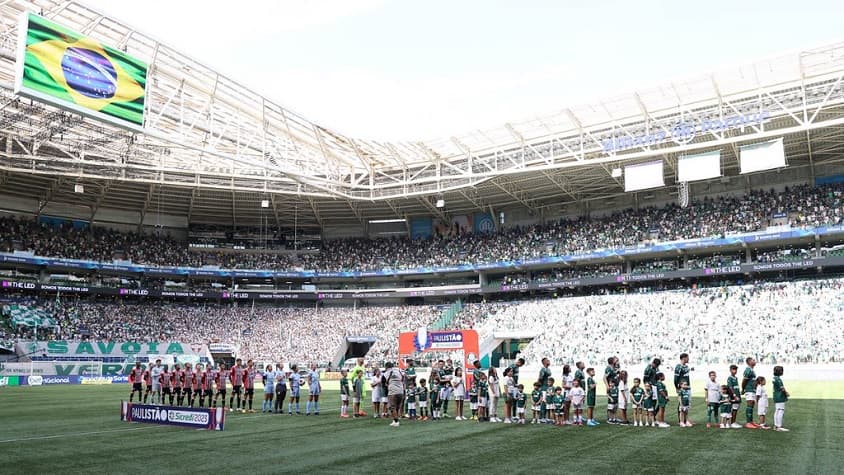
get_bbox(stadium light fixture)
[611,168,622,178]
[436,199,445,208]
[74,184,84,193]
[368,218,405,224]
[260,199,269,208]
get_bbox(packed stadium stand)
[1,182,843,272]
[3,277,842,366]
[4,178,844,371]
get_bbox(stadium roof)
[2,0,844,229]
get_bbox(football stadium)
[1,1,844,473]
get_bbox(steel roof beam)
[417,196,447,222]
[186,188,197,222]
[37,176,64,215]
[268,193,282,229]
[492,178,539,213]
[89,181,111,221]
[137,183,157,230]
[307,196,324,228]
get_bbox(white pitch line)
[0,426,158,444]
[0,406,341,443]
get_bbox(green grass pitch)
[0,383,842,474]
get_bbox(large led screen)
[15,12,147,130]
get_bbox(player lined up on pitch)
[128,357,324,415]
[127,353,791,432]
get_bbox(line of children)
[334,362,791,432]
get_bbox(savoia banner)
[16,340,208,358]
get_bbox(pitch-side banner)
[121,402,225,431]
[1,362,160,377]
[16,341,208,359]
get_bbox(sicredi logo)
[28,375,43,386]
[168,410,209,425]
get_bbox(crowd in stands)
[0,327,14,350]
[471,278,844,366]
[755,247,815,263]
[493,265,624,287]
[630,259,678,274]
[686,254,743,269]
[450,301,513,330]
[0,218,204,267]
[1,183,843,272]
[5,278,841,367]
[2,300,441,365]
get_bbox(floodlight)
[368,218,405,224]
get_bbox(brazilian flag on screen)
[19,13,147,127]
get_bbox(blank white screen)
[740,138,786,174]
[678,151,721,182]
[625,160,664,192]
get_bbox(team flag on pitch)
[18,13,147,127]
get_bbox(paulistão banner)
[121,402,225,431]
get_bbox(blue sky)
[87,0,844,141]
